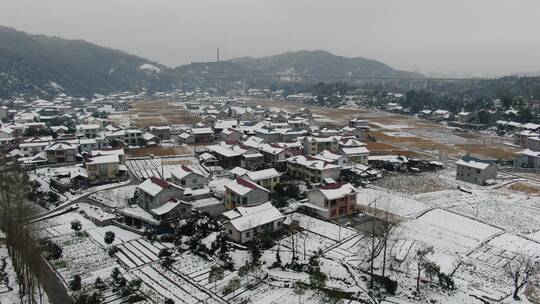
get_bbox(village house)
[314,150,347,166]
[303,136,340,155]
[169,165,206,189]
[85,154,120,182]
[207,144,242,169]
[242,168,281,191]
[256,143,291,168]
[45,142,77,164]
[190,127,214,143]
[287,155,342,184]
[525,136,540,151]
[136,177,184,211]
[456,157,498,185]
[516,149,540,169]
[305,183,358,219]
[340,146,370,164]
[514,130,539,146]
[76,124,101,138]
[19,141,50,157]
[224,177,270,209]
[239,149,264,170]
[125,129,144,145]
[456,111,475,124]
[219,128,243,143]
[149,126,171,140]
[222,202,285,244]
[431,110,451,121]
[92,148,126,164]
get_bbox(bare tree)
[504,253,537,300]
[414,246,434,293]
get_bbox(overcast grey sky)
[2,0,540,76]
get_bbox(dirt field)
[508,182,540,196]
[109,100,201,128]
[373,172,454,194]
[455,144,517,160]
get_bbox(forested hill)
[0,26,177,99]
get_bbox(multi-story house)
[242,168,281,191]
[224,177,269,209]
[86,154,120,182]
[76,124,100,139]
[303,136,339,155]
[44,142,77,163]
[306,183,358,219]
[223,202,285,244]
[456,157,498,185]
[287,155,341,184]
[170,165,206,189]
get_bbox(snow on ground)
[394,208,502,274]
[284,213,357,242]
[49,232,119,287]
[92,184,137,208]
[30,210,97,238]
[87,225,141,247]
[357,186,431,218]
[415,189,540,235]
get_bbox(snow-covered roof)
[522,123,540,130]
[341,147,370,155]
[230,167,249,176]
[315,150,344,162]
[170,165,204,180]
[225,202,284,232]
[304,136,337,143]
[258,143,285,155]
[287,155,341,170]
[317,183,357,200]
[87,154,119,165]
[207,145,241,157]
[225,177,269,196]
[520,149,540,157]
[137,177,171,196]
[244,168,280,181]
[76,124,100,130]
[151,199,182,216]
[199,152,217,161]
[118,205,160,225]
[191,127,214,135]
[44,142,77,151]
[456,159,492,170]
[91,148,125,157]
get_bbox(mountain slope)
[0,26,176,98]
[228,50,421,78]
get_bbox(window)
[241,197,248,205]
[228,229,232,235]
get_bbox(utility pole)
[217,48,220,63]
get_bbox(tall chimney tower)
[217,48,220,62]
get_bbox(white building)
[223,202,285,244]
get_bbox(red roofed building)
[224,177,270,209]
[306,183,358,219]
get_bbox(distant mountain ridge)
[0,26,423,98]
[0,26,177,99]
[227,50,422,78]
